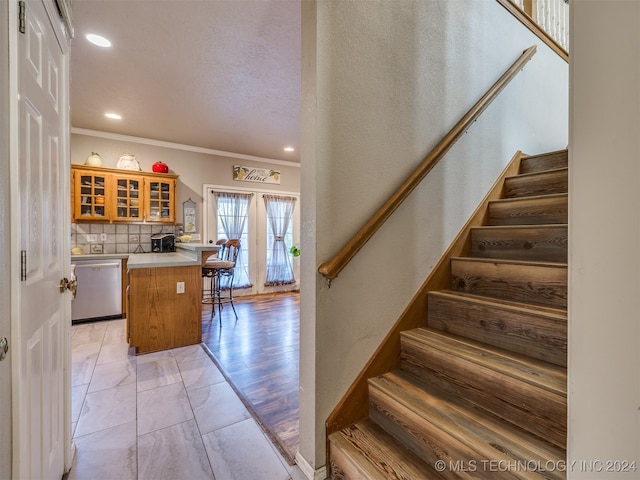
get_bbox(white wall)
[568,2,640,478]
[300,0,569,471]
[70,132,301,238]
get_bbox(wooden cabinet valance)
[71,165,178,224]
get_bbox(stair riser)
[329,449,357,480]
[330,421,444,480]
[427,293,567,367]
[369,387,504,480]
[504,169,567,198]
[520,151,568,174]
[400,339,567,449]
[328,461,347,480]
[329,440,382,480]
[488,195,568,226]
[450,259,567,308]
[471,226,568,262]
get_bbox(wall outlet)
[176,281,185,294]
[191,233,201,241]
[100,233,108,241]
[86,234,98,242]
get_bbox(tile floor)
[69,319,306,480]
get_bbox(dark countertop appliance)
[151,233,176,253]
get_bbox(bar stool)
[202,239,227,305]
[202,239,240,325]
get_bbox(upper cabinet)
[113,174,143,222]
[72,165,178,224]
[73,169,110,221]
[145,178,176,223]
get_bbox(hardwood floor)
[201,292,300,465]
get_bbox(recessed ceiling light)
[283,146,295,152]
[86,33,112,48]
[105,112,122,120]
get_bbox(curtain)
[263,194,296,286]
[213,191,253,289]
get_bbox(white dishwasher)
[71,259,123,323]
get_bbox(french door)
[204,185,300,296]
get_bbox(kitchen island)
[127,244,219,354]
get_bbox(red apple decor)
[152,161,169,173]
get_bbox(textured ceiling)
[70,0,301,163]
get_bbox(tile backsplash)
[71,223,176,254]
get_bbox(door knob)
[59,277,77,298]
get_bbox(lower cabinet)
[128,265,201,354]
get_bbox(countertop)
[71,243,220,269]
[127,252,199,269]
[71,254,129,261]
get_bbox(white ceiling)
[70,0,301,163]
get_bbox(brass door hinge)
[20,250,26,281]
[18,1,25,34]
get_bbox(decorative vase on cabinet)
[152,161,169,173]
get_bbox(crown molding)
[71,128,301,168]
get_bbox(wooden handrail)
[318,45,537,282]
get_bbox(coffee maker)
[150,233,176,253]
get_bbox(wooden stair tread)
[519,150,568,174]
[369,371,566,478]
[402,328,566,396]
[450,257,567,308]
[451,256,567,268]
[428,290,567,318]
[489,192,568,207]
[504,168,568,199]
[471,223,568,231]
[488,193,568,226]
[427,290,567,367]
[398,328,567,446]
[329,418,444,480]
[508,166,567,179]
[471,224,568,262]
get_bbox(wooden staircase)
[329,150,568,479]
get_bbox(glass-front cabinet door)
[72,166,178,223]
[114,175,143,221]
[73,170,109,221]
[144,178,175,223]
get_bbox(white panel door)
[14,0,69,478]
[0,1,12,477]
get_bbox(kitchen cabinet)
[127,264,201,354]
[125,245,218,353]
[72,168,110,221]
[71,165,178,223]
[113,174,143,222]
[144,177,176,223]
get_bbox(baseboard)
[295,452,328,480]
